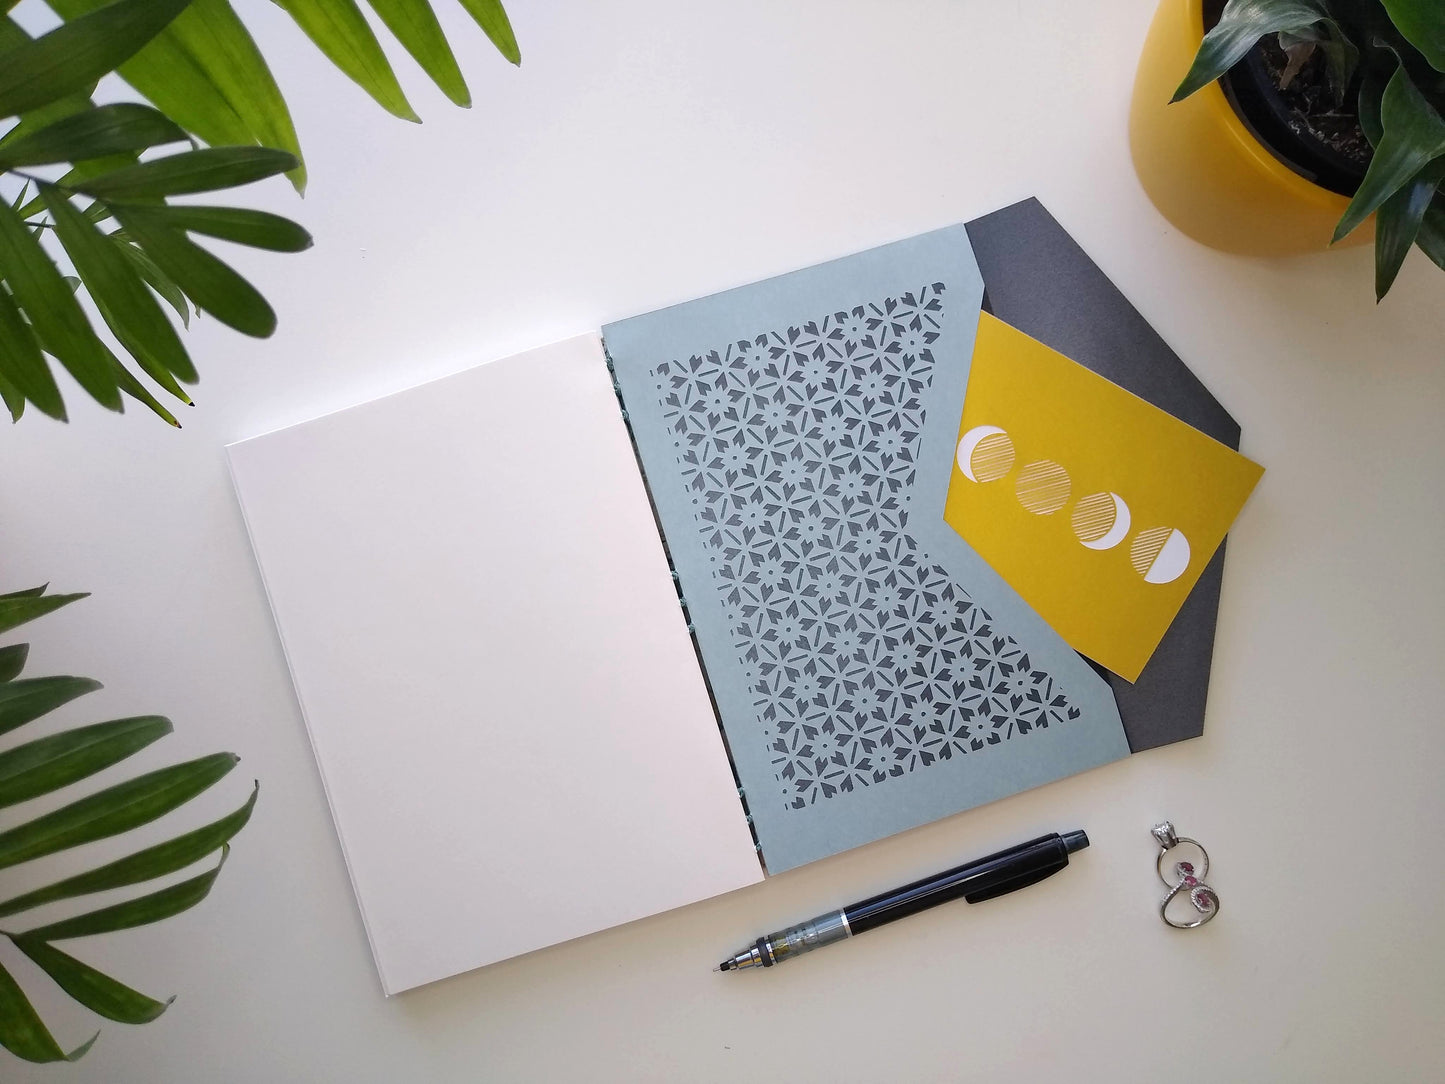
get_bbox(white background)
[5,0,1444,1079]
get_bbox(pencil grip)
[760,909,852,966]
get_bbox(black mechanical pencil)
[715,830,1088,972]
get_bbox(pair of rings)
[1152,821,1219,929]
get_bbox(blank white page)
[228,334,762,995]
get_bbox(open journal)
[228,200,1253,994]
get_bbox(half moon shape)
[1145,528,1191,584]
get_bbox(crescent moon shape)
[955,425,1010,483]
[1145,528,1191,584]
[1080,492,1131,551]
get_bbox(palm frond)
[0,587,254,1064]
[1,0,519,423]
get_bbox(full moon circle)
[956,425,1015,483]
[1014,459,1071,515]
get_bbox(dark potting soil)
[1202,0,1372,195]
[1254,34,1373,173]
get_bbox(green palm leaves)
[1173,0,1445,299]
[0,0,518,424]
[0,586,255,1064]
[0,0,522,1065]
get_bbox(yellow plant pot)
[1130,0,1372,255]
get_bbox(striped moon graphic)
[956,426,1015,483]
[1014,460,1071,515]
[1071,492,1131,551]
[1129,527,1191,584]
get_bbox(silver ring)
[1152,821,1219,929]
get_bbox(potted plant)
[1130,0,1445,298]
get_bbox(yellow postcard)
[945,313,1263,681]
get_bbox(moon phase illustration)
[1014,459,1071,515]
[1071,492,1131,551]
[955,422,1192,586]
[956,426,1016,483]
[1129,527,1191,584]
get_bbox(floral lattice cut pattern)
[652,284,1080,810]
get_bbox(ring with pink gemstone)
[1152,821,1220,929]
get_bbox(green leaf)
[111,205,275,337]
[17,156,136,220]
[0,591,87,635]
[273,0,420,121]
[457,0,521,65]
[12,938,171,1024]
[2,65,150,212]
[0,782,255,918]
[1357,60,1392,148]
[0,716,173,810]
[47,218,196,396]
[19,848,228,941]
[0,370,24,422]
[1335,67,1445,241]
[0,283,65,421]
[42,187,197,395]
[0,959,97,1063]
[116,239,190,328]
[0,676,103,738]
[0,643,29,682]
[366,0,470,106]
[43,0,253,153]
[155,204,312,252]
[1413,192,1445,270]
[0,103,185,168]
[0,752,237,872]
[0,199,120,410]
[71,146,298,201]
[159,0,307,191]
[0,17,97,161]
[1381,0,1445,72]
[109,347,182,426]
[0,0,193,118]
[1172,0,1331,101]
[0,84,100,191]
[1373,161,1444,298]
[0,586,49,600]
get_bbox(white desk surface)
[5,0,1443,1079]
